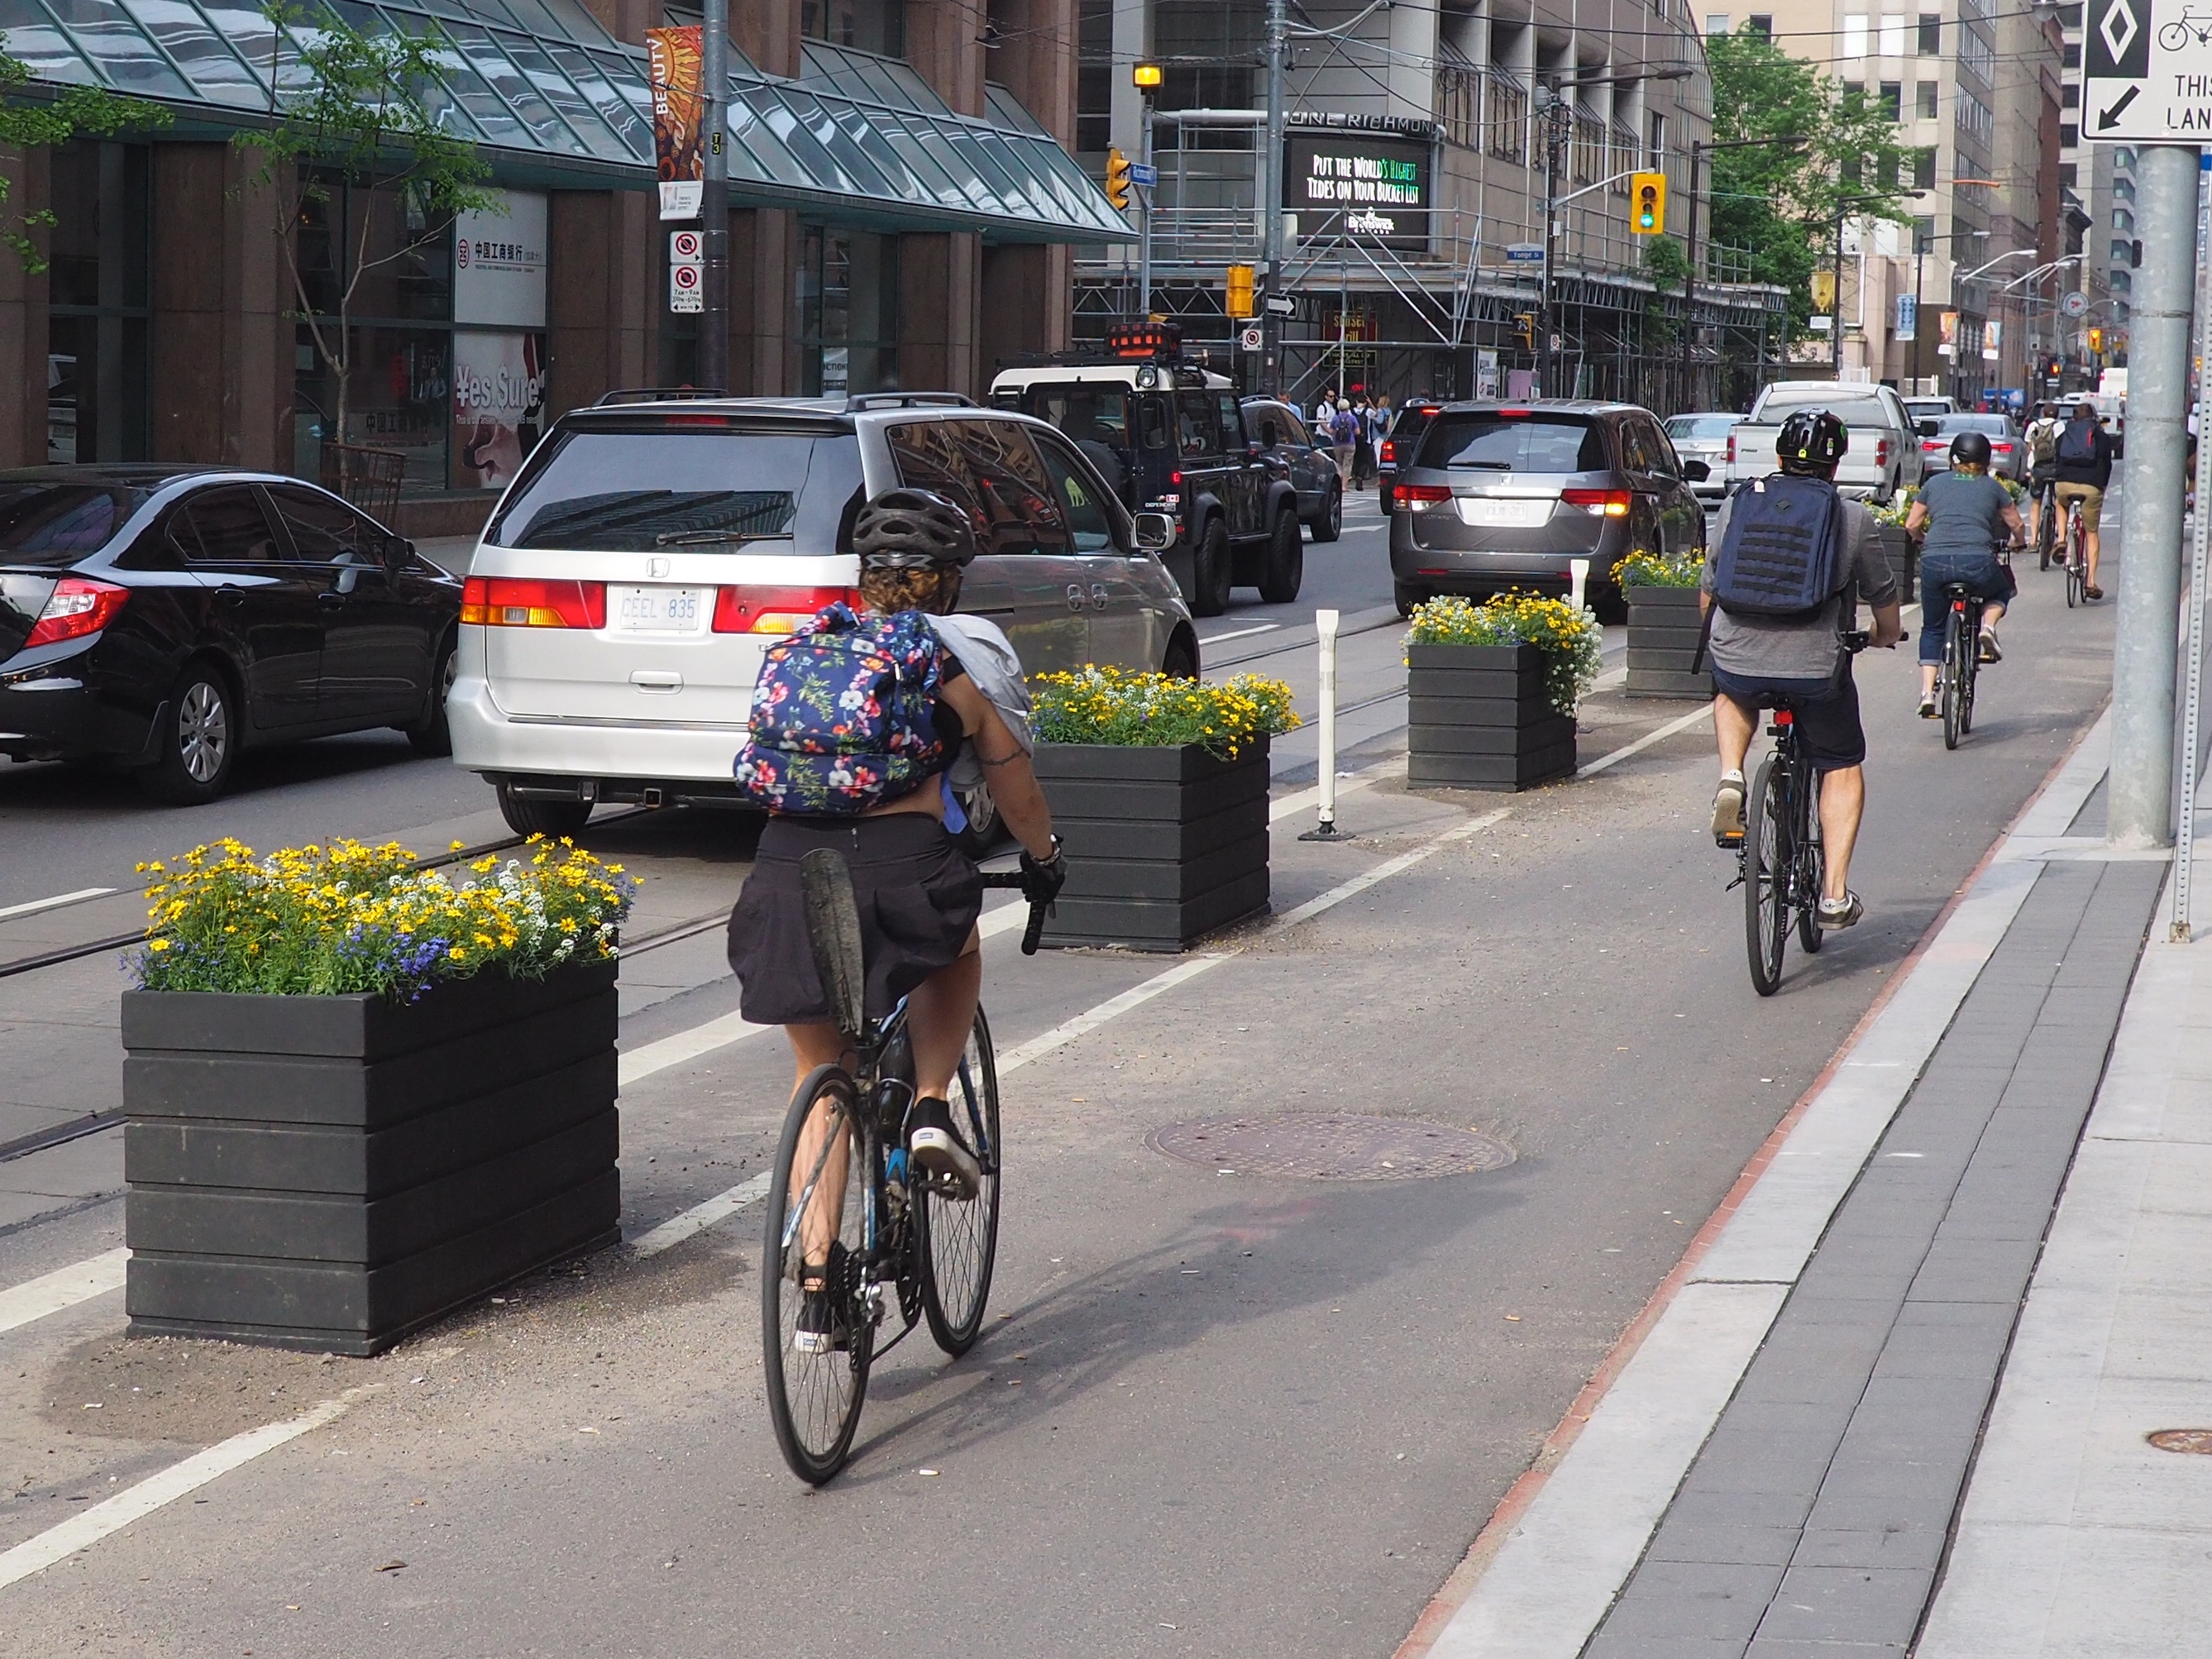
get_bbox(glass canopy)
[0,0,1130,241]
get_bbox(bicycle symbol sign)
[2083,0,2212,139]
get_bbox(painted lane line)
[995,956,1226,1075]
[1276,808,1510,929]
[633,1171,773,1259]
[0,887,115,923]
[619,1010,771,1087]
[1198,623,1280,646]
[0,1247,127,1337]
[1575,701,1713,780]
[0,1395,350,1591]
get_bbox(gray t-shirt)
[1702,490,1897,681]
[1916,470,2012,562]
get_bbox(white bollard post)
[1299,608,1350,841]
[1569,557,1590,613]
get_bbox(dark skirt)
[727,813,982,1026]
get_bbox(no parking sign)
[670,231,703,314]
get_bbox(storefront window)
[294,327,452,495]
[46,141,151,464]
[798,227,899,397]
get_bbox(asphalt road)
[0,505,2119,1657]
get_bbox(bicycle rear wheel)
[1942,607,1966,751]
[2036,500,2055,571]
[917,1006,1003,1356]
[762,1065,874,1485]
[1744,753,1789,997]
[1795,767,1826,955]
[2065,518,2083,608]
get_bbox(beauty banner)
[647,26,704,222]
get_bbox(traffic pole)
[2169,150,2212,938]
[698,0,729,390]
[2109,144,2201,849]
[1259,0,1287,397]
[1299,608,1351,842]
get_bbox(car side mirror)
[1131,511,1175,552]
[1682,459,1710,482]
[382,534,413,573]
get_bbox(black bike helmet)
[1775,407,1849,476]
[851,489,978,568]
[1948,428,1993,469]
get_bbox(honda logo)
[648,557,670,578]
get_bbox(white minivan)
[447,394,1199,839]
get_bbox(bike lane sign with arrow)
[2083,0,2212,139]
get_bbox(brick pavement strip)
[1586,858,2165,1655]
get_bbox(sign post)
[2170,151,2212,937]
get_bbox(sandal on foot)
[1711,773,1746,847]
[1816,892,1865,930]
[2083,584,2104,601]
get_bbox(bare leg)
[784,1022,854,1269]
[1714,693,1756,775]
[2085,528,2101,589]
[1921,662,1939,700]
[1817,764,1865,903]
[908,930,982,1102]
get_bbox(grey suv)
[449,393,1198,840]
[1388,399,1708,615]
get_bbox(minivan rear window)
[1417,414,1605,474]
[485,429,863,552]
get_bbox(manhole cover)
[2148,1428,2212,1455]
[1147,1112,1515,1181]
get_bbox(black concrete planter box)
[1880,521,1916,604]
[1033,736,1270,951]
[120,959,621,1356]
[1624,585,1710,700]
[1407,642,1577,791]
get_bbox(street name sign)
[2083,0,2212,141]
[1506,242,1545,264]
[1129,162,1158,188]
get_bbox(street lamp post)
[698,0,728,387]
[1259,0,1288,396]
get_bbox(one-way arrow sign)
[2081,0,2212,141]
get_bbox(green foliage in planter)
[1405,592,1603,716]
[1033,667,1300,759]
[1617,549,1704,588]
[131,836,636,1002]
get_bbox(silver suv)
[449,394,1198,838]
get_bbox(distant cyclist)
[1904,429,2023,715]
[2022,401,2062,549]
[728,489,1066,1223]
[1704,407,1904,930]
[2052,399,2115,600]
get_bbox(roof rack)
[843,392,977,411]
[593,387,729,406]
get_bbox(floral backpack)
[733,604,946,814]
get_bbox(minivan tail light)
[23,577,127,648]
[712,585,860,635]
[1561,488,1632,517]
[461,576,607,629]
[1399,484,1452,509]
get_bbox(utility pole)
[1260,0,1288,396]
[1138,98,1154,323]
[698,0,729,388]
[1829,209,1847,377]
[1679,140,1700,413]
[1537,88,1564,398]
[2109,144,2203,848]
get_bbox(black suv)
[991,350,1302,616]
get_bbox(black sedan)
[1240,398,1343,542]
[0,466,461,804]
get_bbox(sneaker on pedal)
[1977,627,2002,664]
[1918,694,1938,719]
[795,1273,848,1355]
[908,1097,981,1200]
[1711,772,1746,848]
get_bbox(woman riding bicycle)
[1904,429,2023,719]
[726,489,1065,1342]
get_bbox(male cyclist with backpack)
[727,490,1067,1345]
[2052,399,2114,600]
[1704,408,1905,930]
[2023,401,2062,551]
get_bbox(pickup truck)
[1724,381,1924,504]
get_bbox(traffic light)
[1132,62,1163,89]
[1105,147,1132,212]
[2088,327,2103,353]
[1225,264,1255,319]
[1631,170,1667,235]
[1514,312,1536,348]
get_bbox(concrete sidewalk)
[1405,705,2212,1657]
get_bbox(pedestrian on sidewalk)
[1313,387,1339,431]
[1704,406,1905,930]
[1350,394,1377,487]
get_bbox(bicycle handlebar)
[980,869,1052,955]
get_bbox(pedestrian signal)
[1105,147,1132,212]
[1631,170,1666,235]
[1225,264,1255,319]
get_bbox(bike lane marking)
[0,1248,127,1336]
[1396,705,2114,1659]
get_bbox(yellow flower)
[147,939,172,952]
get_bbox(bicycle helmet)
[1775,407,1849,476]
[851,489,978,568]
[1948,428,1993,470]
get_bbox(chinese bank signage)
[1283,118,1432,249]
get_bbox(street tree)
[234,2,494,464]
[1706,30,1916,340]
[0,37,171,271]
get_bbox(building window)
[798,227,898,397]
[1879,80,1902,120]
[1913,213,1935,254]
[1917,11,1940,52]
[2063,41,2080,67]
[1843,13,1868,56]
[2057,2,2082,22]
[2060,162,2077,188]
[1745,14,1772,37]
[2061,122,2078,146]
[1913,147,1937,189]
[45,141,152,466]
[1880,12,1905,54]
[1705,12,1730,34]
[801,0,903,56]
[1916,79,1938,118]
[1959,26,1995,83]
[1076,0,1110,155]
[1487,74,1526,163]
[1649,111,1668,161]
[2062,83,2079,108]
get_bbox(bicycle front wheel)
[918,1006,1003,1356]
[1744,753,1789,997]
[762,1064,874,1485]
[1942,608,1967,751]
